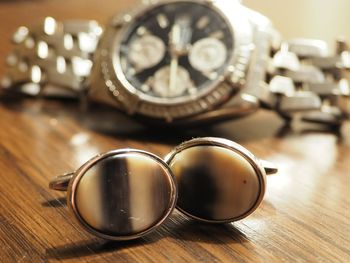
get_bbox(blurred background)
[1,0,350,44]
[244,0,350,49]
[0,0,349,75]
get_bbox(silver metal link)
[306,80,350,97]
[287,39,329,58]
[276,65,325,84]
[269,38,350,125]
[279,91,322,112]
[1,17,102,97]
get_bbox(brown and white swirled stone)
[72,151,176,239]
[168,145,264,222]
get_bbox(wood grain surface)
[1,1,350,262]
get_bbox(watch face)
[118,0,234,104]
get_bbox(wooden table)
[1,1,350,262]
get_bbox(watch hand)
[169,54,179,96]
[177,16,192,55]
[168,17,193,96]
[169,24,181,96]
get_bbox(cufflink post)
[49,172,74,191]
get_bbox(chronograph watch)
[2,0,350,126]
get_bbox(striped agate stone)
[169,145,262,222]
[74,152,175,238]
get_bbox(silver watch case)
[89,0,272,124]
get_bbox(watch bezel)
[101,0,254,121]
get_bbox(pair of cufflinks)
[49,137,277,240]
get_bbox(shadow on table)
[1,98,344,155]
[165,212,249,244]
[45,211,250,260]
[0,97,286,142]
[275,122,342,138]
[1,97,343,145]
[41,197,66,208]
[45,238,152,260]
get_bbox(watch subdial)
[189,37,227,73]
[151,66,192,98]
[128,35,166,70]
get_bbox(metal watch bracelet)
[1,17,349,126]
[1,18,102,98]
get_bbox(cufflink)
[165,137,277,223]
[49,149,177,241]
[49,138,277,240]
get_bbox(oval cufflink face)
[68,150,177,240]
[165,138,266,223]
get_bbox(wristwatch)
[2,0,350,126]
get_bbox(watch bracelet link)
[264,38,350,126]
[1,17,102,97]
[1,17,350,126]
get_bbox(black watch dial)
[118,1,234,103]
